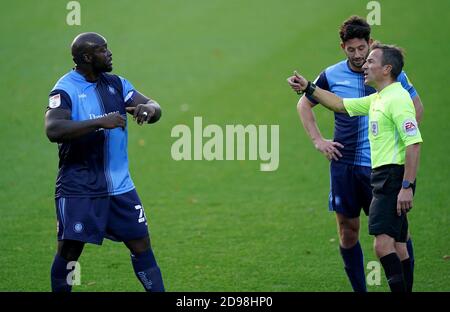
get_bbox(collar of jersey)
[70,69,98,85]
[378,82,401,96]
[345,60,364,74]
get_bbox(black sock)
[401,258,413,292]
[379,253,406,292]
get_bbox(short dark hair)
[339,16,371,43]
[370,42,405,79]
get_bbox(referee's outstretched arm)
[290,71,346,113]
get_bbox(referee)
[292,42,422,292]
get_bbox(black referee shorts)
[369,164,416,242]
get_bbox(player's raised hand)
[99,112,126,130]
[287,70,309,95]
[314,138,344,161]
[126,104,155,125]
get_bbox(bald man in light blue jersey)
[45,32,164,292]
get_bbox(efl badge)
[403,119,418,136]
[371,121,378,136]
[49,94,61,108]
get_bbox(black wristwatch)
[297,81,317,96]
[305,81,317,97]
[402,180,413,189]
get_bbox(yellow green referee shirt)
[343,82,423,169]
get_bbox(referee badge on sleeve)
[403,119,418,136]
[371,121,379,136]
[49,94,61,108]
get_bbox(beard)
[350,58,365,69]
[93,62,112,73]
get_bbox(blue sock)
[406,238,415,291]
[51,254,72,292]
[339,241,367,292]
[406,238,415,272]
[131,249,165,292]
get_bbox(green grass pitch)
[0,0,448,291]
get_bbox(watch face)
[402,180,411,188]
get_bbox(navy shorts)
[329,161,372,218]
[55,189,149,245]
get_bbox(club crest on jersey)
[108,86,116,95]
[403,119,417,136]
[49,94,61,108]
[73,222,84,233]
[370,121,378,136]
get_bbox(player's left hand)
[397,188,413,216]
[126,104,156,125]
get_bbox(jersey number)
[135,205,147,223]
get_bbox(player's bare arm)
[297,96,344,161]
[397,143,421,216]
[45,108,126,142]
[412,95,424,124]
[125,90,162,125]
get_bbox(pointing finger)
[125,107,135,114]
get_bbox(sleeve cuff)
[404,137,423,146]
[343,99,355,117]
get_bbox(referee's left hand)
[397,188,413,216]
[287,70,308,94]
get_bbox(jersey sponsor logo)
[371,121,379,136]
[336,80,351,85]
[49,94,61,108]
[78,93,87,99]
[73,222,84,233]
[89,111,120,120]
[403,119,418,136]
